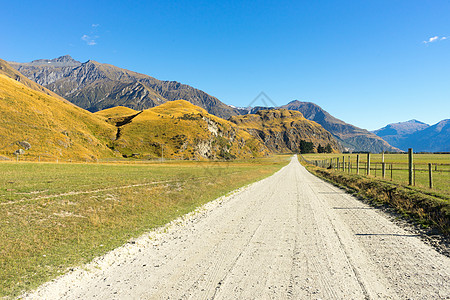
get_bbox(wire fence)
[301,153,450,193]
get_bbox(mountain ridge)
[281,100,400,153]
[9,56,241,119]
[373,119,449,152]
[9,55,399,153]
[229,109,340,153]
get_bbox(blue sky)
[1,0,449,130]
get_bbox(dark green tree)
[300,140,314,154]
[317,144,325,153]
[325,143,333,153]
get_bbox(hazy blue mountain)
[373,119,449,152]
[372,120,430,150]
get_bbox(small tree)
[300,140,314,154]
[325,143,333,153]
[317,144,325,153]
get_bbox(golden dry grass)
[104,100,269,159]
[0,75,117,161]
[229,109,340,153]
[94,106,139,119]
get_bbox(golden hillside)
[229,109,340,153]
[0,74,117,160]
[95,106,139,119]
[0,58,69,103]
[96,100,269,159]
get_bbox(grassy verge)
[301,153,450,196]
[0,155,290,298]
[299,157,450,237]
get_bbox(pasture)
[0,156,289,297]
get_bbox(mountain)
[0,58,69,102]
[280,100,400,153]
[95,100,269,160]
[373,120,449,152]
[1,58,344,159]
[9,56,241,119]
[229,109,340,153]
[373,119,430,137]
[1,58,267,160]
[0,60,117,161]
[372,120,430,150]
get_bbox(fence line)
[301,153,450,192]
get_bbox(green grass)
[0,155,289,298]
[301,153,450,197]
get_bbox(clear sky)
[1,0,449,130]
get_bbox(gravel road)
[24,156,450,299]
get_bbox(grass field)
[301,153,450,198]
[0,155,289,298]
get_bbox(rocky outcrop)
[96,100,269,160]
[230,109,340,153]
[17,141,31,150]
[281,100,400,153]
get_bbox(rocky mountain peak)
[25,55,81,67]
[373,120,430,137]
[53,55,79,63]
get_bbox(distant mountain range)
[373,119,450,152]
[8,55,404,153]
[9,55,241,119]
[246,101,400,153]
[0,58,341,160]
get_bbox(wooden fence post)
[428,163,433,189]
[382,162,386,179]
[390,163,393,181]
[342,156,345,171]
[408,148,413,185]
[337,158,339,170]
[367,153,371,175]
[356,154,360,174]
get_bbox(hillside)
[373,119,449,152]
[229,109,340,153]
[96,100,269,160]
[9,56,241,119]
[0,58,69,102]
[281,100,400,153]
[0,73,117,161]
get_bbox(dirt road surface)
[24,156,450,299]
